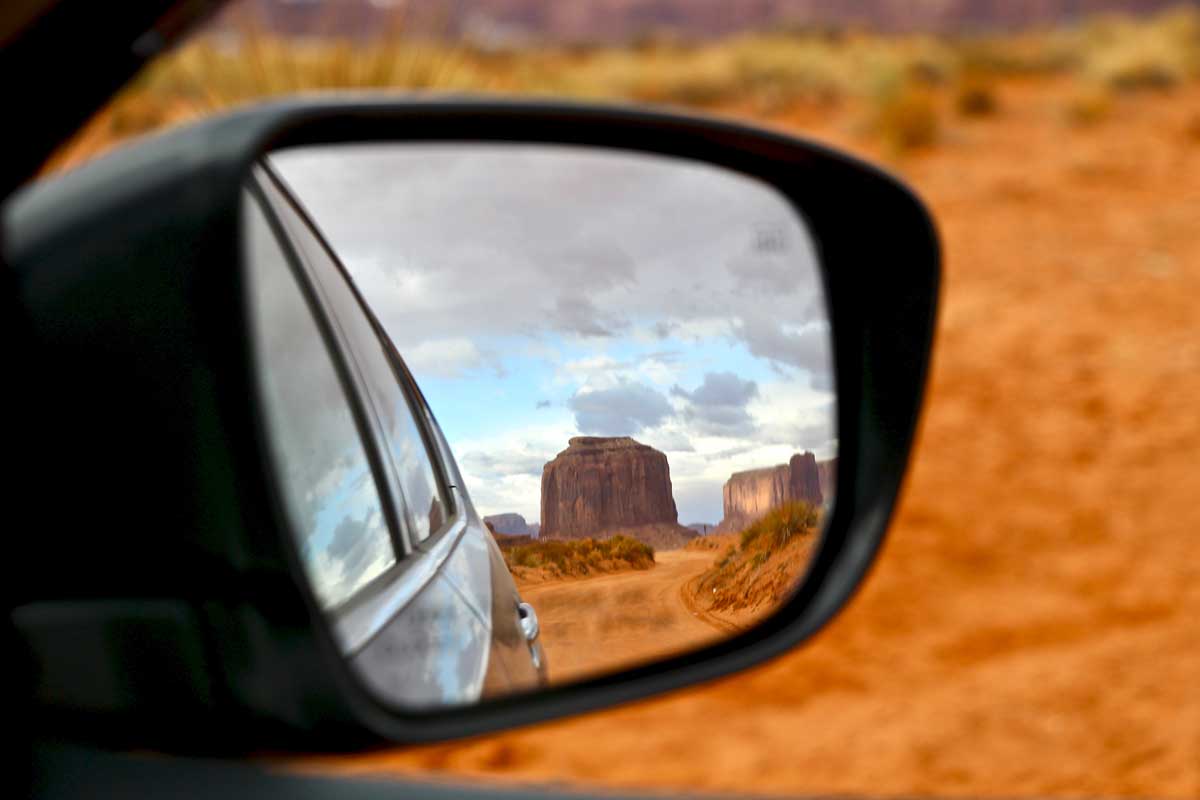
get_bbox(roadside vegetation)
[695,501,821,615]
[43,6,1200,173]
[499,535,655,582]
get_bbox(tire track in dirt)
[679,573,746,635]
[518,549,729,685]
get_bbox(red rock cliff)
[789,452,823,506]
[540,436,694,548]
[817,456,838,503]
[720,451,830,531]
[722,464,793,530]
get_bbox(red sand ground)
[309,79,1200,798]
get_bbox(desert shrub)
[703,502,821,614]
[945,7,1200,89]
[729,35,848,111]
[771,502,820,548]
[637,52,739,105]
[521,45,737,105]
[867,81,940,153]
[604,534,655,566]
[1080,7,1200,92]
[503,535,653,576]
[739,523,763,550]
[952,32,1081,77]
[1064,86,1113,126]
[511,548,541,568]
[1093,49,1182,91]
[954,76,999,117]
[127,24,492,114]
[738,502,820,552]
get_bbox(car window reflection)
[244,190,395,609]
[259,171,449,547]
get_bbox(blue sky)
[418,332,779,442]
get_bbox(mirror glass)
[244,191,397,610]
[254,143,836,708]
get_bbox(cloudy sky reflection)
[245,192,395,608]
[270,144,835,525]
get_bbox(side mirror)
[4,99,938,751]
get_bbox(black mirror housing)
[4,98,939,752]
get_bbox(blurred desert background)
[44,0,1200,796]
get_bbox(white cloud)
[569,380,673,436]
[747,377,837,458]
[671,371,760,437]
[402,337,491,379]
[452,419,578,520]
[636,352,682,386]
[639,425,694,454]
[559,354,623,387]
[734,317,833,377]
[558,351,684,391]
[271,145,828,363]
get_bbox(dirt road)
[520,550,726,685]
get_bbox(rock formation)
[789,452,823,506]
[540,436,696,549]
[722,464,793,531]
[816,457,838,504]
[483,512,532,537]
[719,452,832,532]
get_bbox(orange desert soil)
[307,79,1200,798]
[516,549,726,685]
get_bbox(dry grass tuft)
[738,502,820,551]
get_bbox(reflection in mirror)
[263,143,836,705]
[244,191,396,611]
